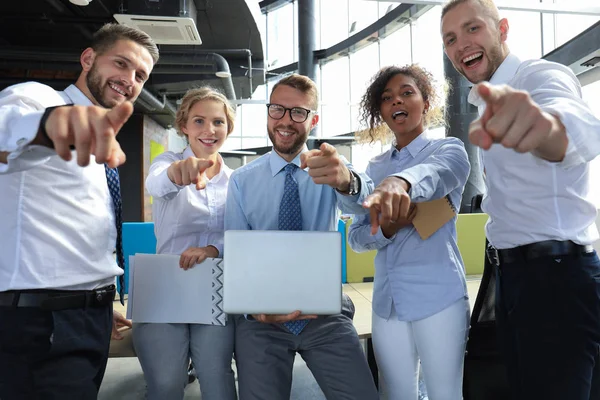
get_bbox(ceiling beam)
[363,0,600,16]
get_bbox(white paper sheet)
[126,253,225,325]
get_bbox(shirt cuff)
[390,172,417,199]
[152,167,185,198]
[543,105,588,169]
[6,111,44,152]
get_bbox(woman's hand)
[167,157,214,190]
[179,246,219,270]
[381,204,417,238]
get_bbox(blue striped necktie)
[278,163,309,335]
[105,164,125,304]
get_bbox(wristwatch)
[338,171,360,196]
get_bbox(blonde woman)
[133,87,237,400]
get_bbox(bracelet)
[38,105,72,149]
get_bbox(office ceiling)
[0,0,266,127]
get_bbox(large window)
[244,0,600,170]
[320,0,349,48]
[266,4,295,68]
[503,10,543,59]
[379,24,412,68]
[411,7,444,84]
[348,0,379,34]
[320,56,351,136]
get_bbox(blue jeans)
[132,321,236,400]
[496,251,600,400]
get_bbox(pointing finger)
[105,102,134,134]
[319,142,336,156]
[300,149,320,169]
[476,82,504,107]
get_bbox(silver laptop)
[223,230,342,315]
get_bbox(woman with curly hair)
[348,64,471,399]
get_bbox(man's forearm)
[533,114,568,162]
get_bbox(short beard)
[268,125,308,156]
[86,62,113,108]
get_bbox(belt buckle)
[486,244,500,267]
[92,286,115,306]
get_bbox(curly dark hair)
[357,64,446,143]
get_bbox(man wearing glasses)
[225,73,378,399]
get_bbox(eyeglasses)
[266,103,315,123]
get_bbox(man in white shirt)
[435,0,600,399]
[0,24,161,398]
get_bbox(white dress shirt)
[468,53,600,249]
[146,147,232,256]
[0,82,121,290]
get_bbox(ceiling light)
[216,71,231,78]
[69,0,92,5]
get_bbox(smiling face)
[380,73,428,144]
[267,84,318,161]
[441,0,509,84]
[181,99,229,159]
[80,39,153,108]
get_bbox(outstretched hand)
[167,157,214,190]
[42,102,133,168]
[469,82,567,161]
[363,177,411,235]
[300,143,353,192]
[112,310,132,340]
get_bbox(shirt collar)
[269,145,309,177]
[391,130,432,159]
[467,53,522,107]
[63,84,94,106]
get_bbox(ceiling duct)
[114,0,201,45]
[544,20,600,86]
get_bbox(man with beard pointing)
[224,73,379,400]
[0,24,175,399]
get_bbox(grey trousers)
[234,294,378,400]
[132,321,236,400]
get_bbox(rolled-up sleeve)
[390,138,470,202]
[520,65,600,169]
[145,152,185,200]
[0,83,66,173]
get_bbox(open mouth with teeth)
[108,82,129,98]
[392,110,408,121]
[462,52,484,69]
[199,138,218,146]
[276,129,296,139]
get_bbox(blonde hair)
[175,87,236,138]
[356,64,447,144]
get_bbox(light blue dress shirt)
[224,148,373,234]
[348,132,471,321]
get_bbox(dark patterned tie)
[278,163,309,335]
[105,164,125,304]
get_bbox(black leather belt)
[486,240,594,267]
[0,285,115,311]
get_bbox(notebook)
[412,195,458,240]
